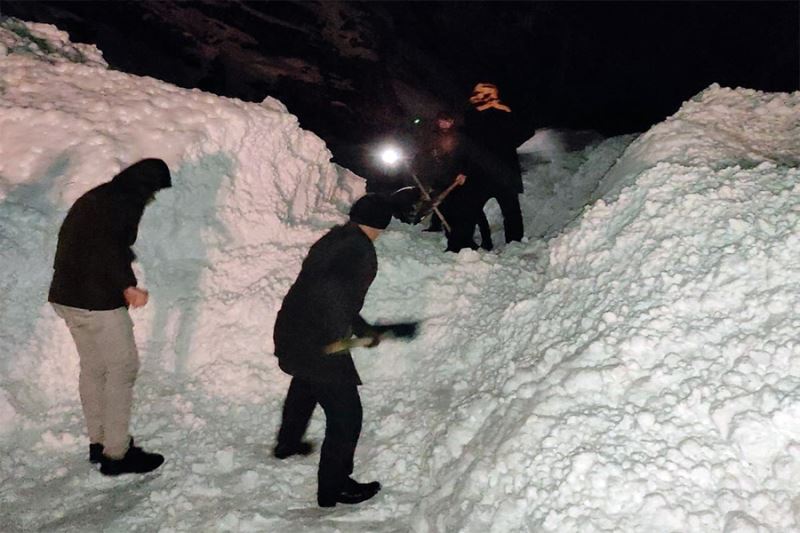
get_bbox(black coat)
[273,223,378,385]
[463,107,523,194]
[412,127,468,194]
[48,159,171,310]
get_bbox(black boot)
[318,478,381,507]
[423,215,442,232]
[89,443,104,464]
[100,443,164,476]
[273,440,313,459]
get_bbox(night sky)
[404,1,799,136]
[3,1,798,176]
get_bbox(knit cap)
[349,194,392,229]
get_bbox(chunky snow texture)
[0,18,364,410]
[2,20,800,533]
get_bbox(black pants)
[276,377,362,498]
[440,185,494,252]
[486,186,523,243]
[431,204,492,247]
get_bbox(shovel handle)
[324,337,375,355]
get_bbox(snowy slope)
[406,90,800,531]
[0,19,364,412]
[2,19,800,533]
[513,128,637,239]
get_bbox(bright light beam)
[378,145,403,167]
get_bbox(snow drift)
[2,19,800,533]
[0,19,364,416]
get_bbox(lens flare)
[378,145,403,167]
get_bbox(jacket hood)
[110,158,172,198]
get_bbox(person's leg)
[95,307,163,476]
[442,187,485,252]
[445,222,477,252]
[275,377,317,457]
[97,308,140,459]
[51,303,106,447]
[316,382,362,503]
[425,212,443,232]
[495,187,524,243]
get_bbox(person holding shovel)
[272,193,417,508]
[412,110,492,251]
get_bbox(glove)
[374,322,419,339]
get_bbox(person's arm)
[352,314,375,337]
[327,238,381,345]
[104,202,140,300]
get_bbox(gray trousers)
[51,303,140,459]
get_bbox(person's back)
[50,158,172,310]
[462,82,525,243]
[273,223,377,385]
[49,183,142,310]
[463,94,522,195]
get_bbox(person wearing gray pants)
[48,159,171,476]
[50,305,140,460]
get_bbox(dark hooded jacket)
[273,223,378,385]
[48,158,172,310]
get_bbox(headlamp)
[377,145,404,168]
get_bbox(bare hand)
[124,287,149,308]
[455,174,466,186]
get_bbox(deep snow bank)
[596,83,800,202]
[408,85,800,532]
[0,19,363,422]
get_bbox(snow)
[2,18,800,533]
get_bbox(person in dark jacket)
[463,82,524,244]
[48,158,171,476]
[413,111,465,200]
[412,110,493,251]
[272,194,397,508]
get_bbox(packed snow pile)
[407,84,800,532]
[597,83,800,202]
[0,18,364,418]
[2,18,800,533]
[514,128,637,239]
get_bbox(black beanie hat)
[349,193,392,230]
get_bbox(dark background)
[2,1,798,180]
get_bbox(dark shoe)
[100,444,164,476]
[343,477,381,495]
[91,437,138,464]
[89,443,104,464]
[318,478,381,507]
[273,440,313,459]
